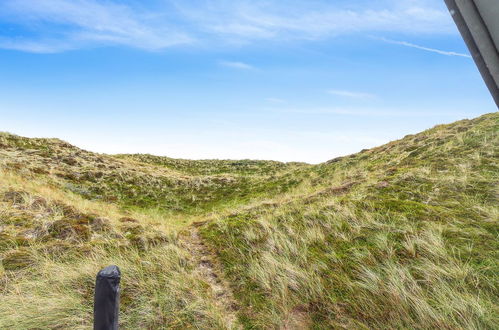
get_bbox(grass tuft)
[0,112,497,328]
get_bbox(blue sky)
[0,0,496,163]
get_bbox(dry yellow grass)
[0,112,497,329]
[0,170,233,328]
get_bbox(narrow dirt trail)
[180,225,241,329]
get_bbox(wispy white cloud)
[269,107,468,118]
[328,90,376,99]
[0,38,74,53]
[0,0,192,52]
[0,0,456,53]
[375,37,471,58]
[219,61,255,70]
[173,0,455,42]
[266,98,286,104]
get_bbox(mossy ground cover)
[0,112,497,329]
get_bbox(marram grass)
[0,112,497,329]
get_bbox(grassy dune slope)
[202,113,499,328]
[0,134,307,215]
[0,169,232,328]
[0,112,497,329]
[0,132,306,328]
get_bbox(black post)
[94,265,121,330]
